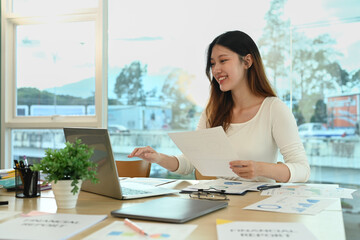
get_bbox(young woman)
[128,30,310,183]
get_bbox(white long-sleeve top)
[173,97,310,183]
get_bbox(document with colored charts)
[260,184,356,199]
[216,219,318,240]
[181,179,261,195]
[243,195,337,215]
[84,221,197,240]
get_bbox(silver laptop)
[111,197,228,223]
[63,127,179,200]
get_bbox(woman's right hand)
[128,146,161,163]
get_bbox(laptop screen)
[63,127,123,199]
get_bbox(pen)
[23,155,28,167]
[19,160,25,169]
[14,160,19,168]
[14,159,25,184]
[257,184,281,191]
[124,218,148,236]
[0,201,9,206]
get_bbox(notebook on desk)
[111,197,228,223]
[63,127,179,200]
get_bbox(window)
[287,1,360,239]
[16,22,96,117]
[1,0,107,167]
[2,1,360,238]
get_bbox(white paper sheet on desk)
[168,126,238,177]
[216,219,318,240]
[84,221,197,240]
[244,196,337,215]
[0,211,21,221]
[120,177,177,187]
[260,184,356,199]
[0,213,107,240]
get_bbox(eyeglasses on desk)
[189,189,229,201]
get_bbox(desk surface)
[0,180,346,240]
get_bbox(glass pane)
[107,0,271,179]
[290,22,360,184]
[16,22,96,116]
[11,0,98,14]
[12,129,65,166]
[288,2,360,238]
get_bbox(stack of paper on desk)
[0,177,16,189]
[0,169,15,179]
[168,126,239,177]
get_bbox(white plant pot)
[51,180,82,209]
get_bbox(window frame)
[1,0,108,168]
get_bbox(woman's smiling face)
[210,44,248,92]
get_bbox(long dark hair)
[205,30,276,131]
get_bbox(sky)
[285,0,360,72]
[15,0,360,106]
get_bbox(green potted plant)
[31,139,99,208]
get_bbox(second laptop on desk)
[111,197,228,223]
[63,127,179,200]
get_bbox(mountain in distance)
[45,73,166,99]
[45,77,95,98]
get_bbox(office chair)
[116,160,152,177]
[195,169,217,180]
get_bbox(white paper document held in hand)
[168,126,239,177]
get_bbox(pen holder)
[15,167,40,198]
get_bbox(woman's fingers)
[129,146,152,157]
[229,160,257,179]
[128,146,160,163]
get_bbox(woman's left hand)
[229,160,260,179]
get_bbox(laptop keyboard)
[121,187,151,196]
[119,179,179,198]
